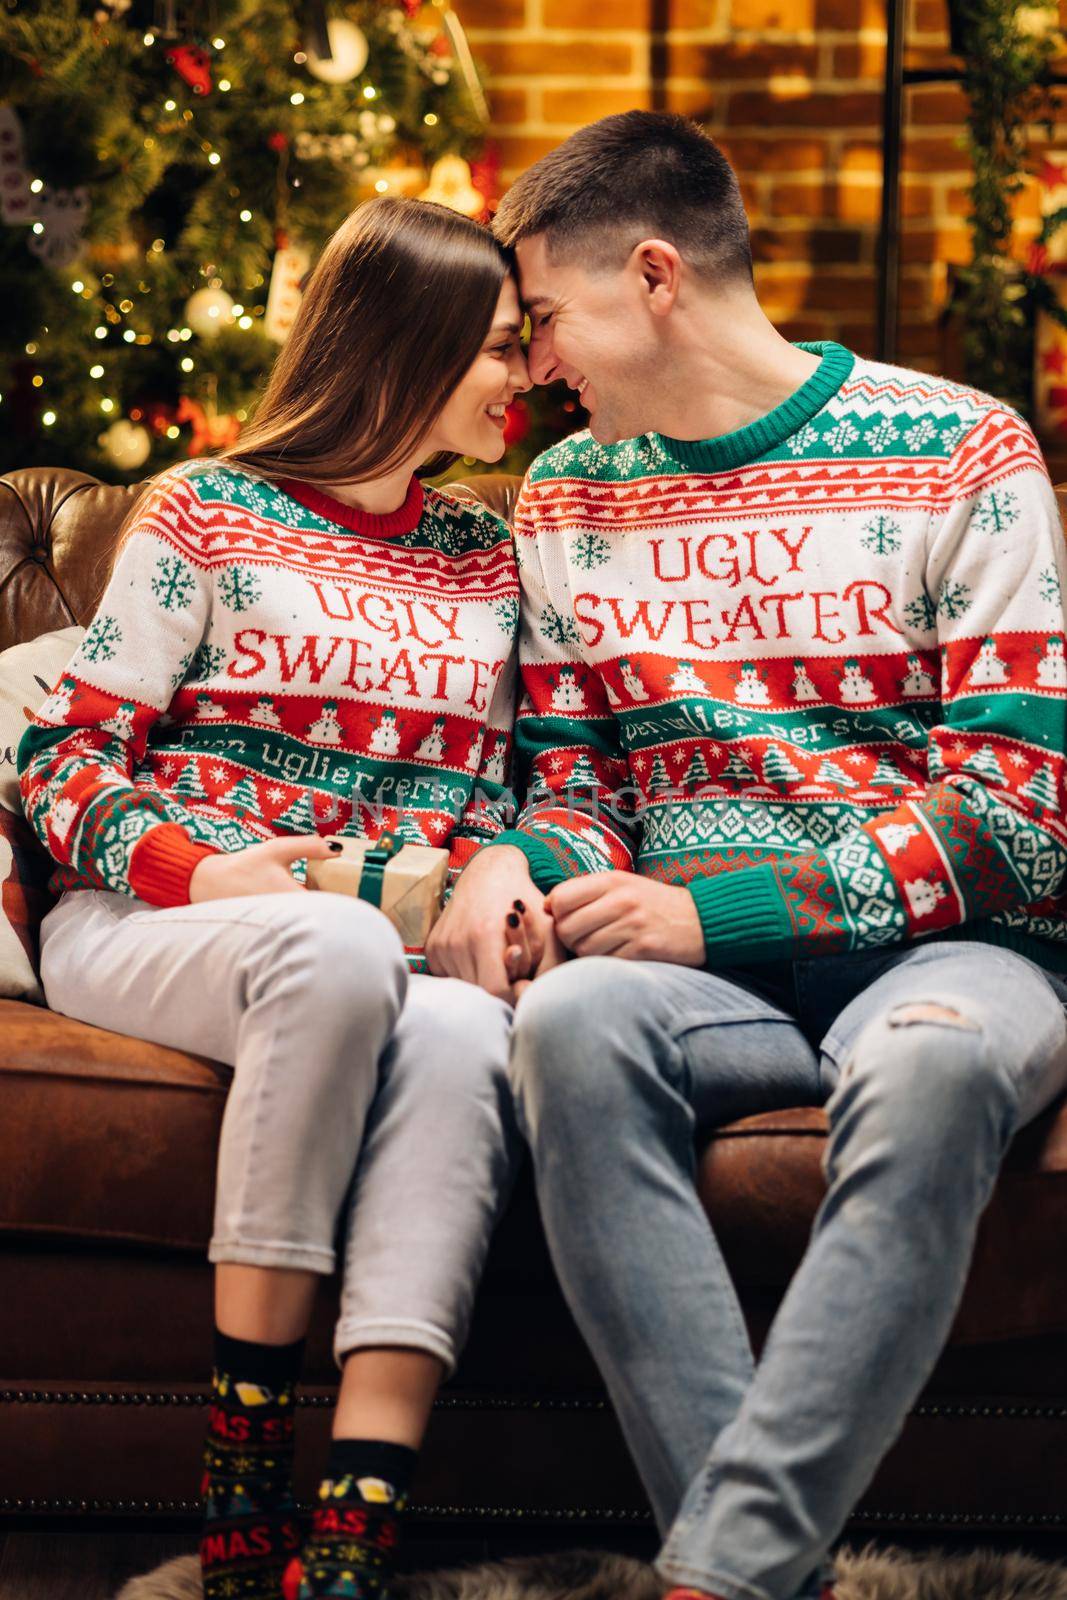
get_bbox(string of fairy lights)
[5,3,490,467]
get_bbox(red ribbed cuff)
[128,823,221,907]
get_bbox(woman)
[18,196,530,1600]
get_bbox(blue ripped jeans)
[509,939,1067,1600]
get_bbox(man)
[425,111,1067,1600]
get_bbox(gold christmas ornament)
[184,284,235,338]
[101,418,152,469]
[305,19,369,82]
[418,154,483,218]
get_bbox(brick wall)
[465,0,1065,395]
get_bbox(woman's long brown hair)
[104,195,512,576]
[216,194,513,484]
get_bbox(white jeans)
[39,888,518,1375]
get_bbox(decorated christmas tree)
[0,0,584,478]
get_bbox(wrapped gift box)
[307,833,449,948]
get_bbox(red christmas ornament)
[470,142,502,213]
[267,132,289,153]
[139,398,179,436]
[399,0,421,15]
[1027,241,1052,277]
[502,398,530,448]
[166,44,213,95]
[1042,346,1067,378]
[176,395,241,454]
[1037,158,1067,191]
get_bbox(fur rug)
[113,1542,1067,1600]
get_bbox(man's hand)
[189,835,335,902]
[427,844,543,1000]
[546,872,706,967]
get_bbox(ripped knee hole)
[887,1002,980,1032]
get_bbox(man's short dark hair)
[492,110,753,288]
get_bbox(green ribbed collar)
[653,340,856,474]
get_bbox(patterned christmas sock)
[282,1438,416,1600]
[199,1327,307,1600]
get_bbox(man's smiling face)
[516,233,664,446]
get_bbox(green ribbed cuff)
[687,864,796,966]
[486,829,578,893]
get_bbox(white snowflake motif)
[865,418,902,455]
[787,422,819,457]
[1039,566,1062,605]
[949,739,969,756]
[426,815,450,837]
[266,786,287,803]
[971,489,1020,536]
[160,759,178,777]
[939,420,972,453]
[1009,752,1028,768]
[548,754,567,773]
[577,438,611,474]
[846,751,868,765]
[938,581,972,622]
[903,417,937,453]
[824,419,860,454]
[210,765,228,784]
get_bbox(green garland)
[949,0,1065,415]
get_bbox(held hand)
[426,844,538,1000]
[189,835,337,902]
[546,872,707,967]
[503,897,568,999]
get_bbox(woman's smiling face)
[422,276,531,464]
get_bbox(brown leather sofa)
[2,467,1066,1545]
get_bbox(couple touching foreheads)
[20,111,1067,1600]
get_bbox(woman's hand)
[503,898,569,999]
[189,835,337,902]
[427,844,539,999]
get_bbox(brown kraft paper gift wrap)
[307,832,449,948]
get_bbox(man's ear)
[631,240,681,315]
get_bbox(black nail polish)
[507,911,520,927]
[513,899,526,913]
[328,840,343,852]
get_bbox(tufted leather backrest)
[0,468,525,654]
[3,468,1065,657]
